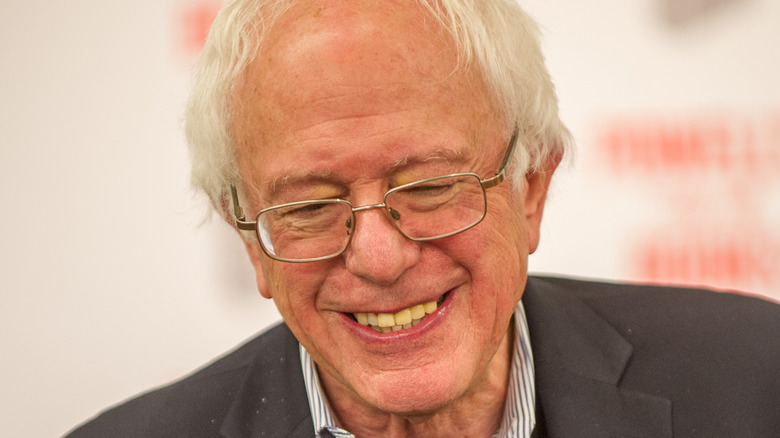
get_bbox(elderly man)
[68,0,780,437]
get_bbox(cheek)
[436,216,526,352]
[436,188,529,269]
[438,211,528,295]
[263,262,327,319]
[262,262,340,355]
[482,189,531,263]
[468,192,530,306]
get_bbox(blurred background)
[1,0,777,436]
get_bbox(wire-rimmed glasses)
[231,127,519,262]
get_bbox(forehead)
[231,0,504,195]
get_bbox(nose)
[343,205,420,285]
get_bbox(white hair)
[185,0,572,212]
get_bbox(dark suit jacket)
[65,277,780,437]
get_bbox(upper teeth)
[353,300,440,333]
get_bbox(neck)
[321,325,515,438]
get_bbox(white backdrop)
[1,1,778,436]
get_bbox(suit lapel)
[523,278,672,438]
[219,324,314,438]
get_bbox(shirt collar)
[300,302,536,438]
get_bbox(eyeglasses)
[231,127,519,263]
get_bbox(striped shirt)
[300,303,536,437]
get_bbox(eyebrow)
[263,147,469,198]
[388,148,467,172]
[267,171,333,197]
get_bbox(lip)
[340,288,456,344]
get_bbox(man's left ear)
[523,153,561,254]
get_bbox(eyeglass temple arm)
[481,125,519,190]
[230,183,258,231]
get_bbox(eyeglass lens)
[256,174,487,261]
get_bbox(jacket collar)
[219,324,314,438]
[523,277,672,438]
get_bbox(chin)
[357,366,470,416]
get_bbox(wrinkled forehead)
[233,2,494,123]
[252,0,461,79]
[230,0,504,197]
[235,2,483,107]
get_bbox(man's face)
[233,1,552,417]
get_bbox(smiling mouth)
[351,294,447,333]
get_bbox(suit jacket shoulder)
[64,323,314,438]
[524,276,780,438]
